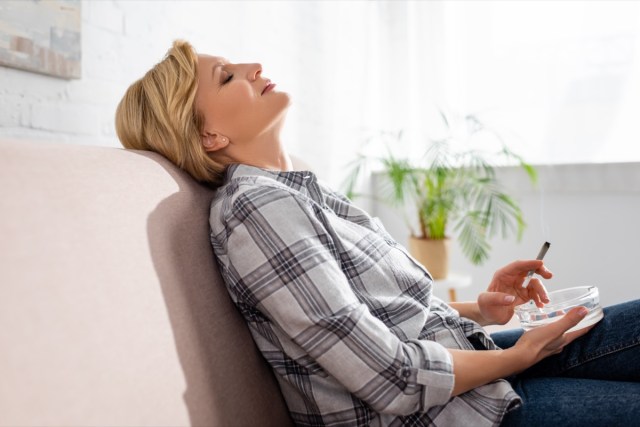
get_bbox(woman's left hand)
[478,260,553,325]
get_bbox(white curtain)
[424,0,640,165]
[302,0,640,188]
[289,1,448,187]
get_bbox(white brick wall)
[1,1,133,146]
[0,0,403,187]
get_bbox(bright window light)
[433,0,640,165]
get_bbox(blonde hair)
[115,40,226,187]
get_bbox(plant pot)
[408,237,450,280]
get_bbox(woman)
[115,40,640,426]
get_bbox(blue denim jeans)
[491,300,640,426]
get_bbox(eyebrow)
[211,59,231,84]
[211,63,223,82]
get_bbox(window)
[430,1,640,164]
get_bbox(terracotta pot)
[408,237,450,279]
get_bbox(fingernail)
[504,295,516,303]
[578,307,588,316]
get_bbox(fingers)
[535,263,553,280]
[514,278,546,306]
[478,291,516,307]
[528,306,587,340]
[510,259,542,272]
[564,322,595,342]
[553,306,588,335]
[516,306,590,364]
[509,259,554,279]
[526,278,549,308]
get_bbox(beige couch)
[0,139,293,427]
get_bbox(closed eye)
[222,73,233,85]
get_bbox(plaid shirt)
[209,164,520,426]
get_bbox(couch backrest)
[0,139,292,427]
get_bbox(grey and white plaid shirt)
[209,164,520,426]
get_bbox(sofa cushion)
[0,139,292,426]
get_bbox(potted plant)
[342,112,537,279]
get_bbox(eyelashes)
[222,73,233,85]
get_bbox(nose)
[247,63,262,81]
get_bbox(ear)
[201,132,230,153]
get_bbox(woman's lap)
[491,300,640,380]
[501,377,640,426]
[490,299,640,425]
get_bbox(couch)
[0,139,294,426]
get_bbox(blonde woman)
[116,41,640,426]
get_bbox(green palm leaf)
[340,111,537,265]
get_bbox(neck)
[221,119,293,172]
[241,143,292,172]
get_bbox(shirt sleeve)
[223,184,455,415]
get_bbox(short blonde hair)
[115,40,226,187]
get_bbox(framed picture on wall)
[0,0,81,79]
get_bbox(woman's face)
[195,54,290,146]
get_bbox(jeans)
[490,300,640,426]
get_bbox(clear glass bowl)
[515,286,603,332]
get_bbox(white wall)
[372,163,640,307]
[0,0,412,188]
[0,1,323,149]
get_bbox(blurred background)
[1,0,639,304]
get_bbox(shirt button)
[445,317,456,325]
[401,368,411,378]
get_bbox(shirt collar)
[225,163,317,193]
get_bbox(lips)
[261,80,276,95]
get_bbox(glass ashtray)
[515,286,604,332]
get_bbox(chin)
[274,93,292,115]
[277,91,292,107]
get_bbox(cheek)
[217,85,255,119]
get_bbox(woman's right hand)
[510,306,594,368]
